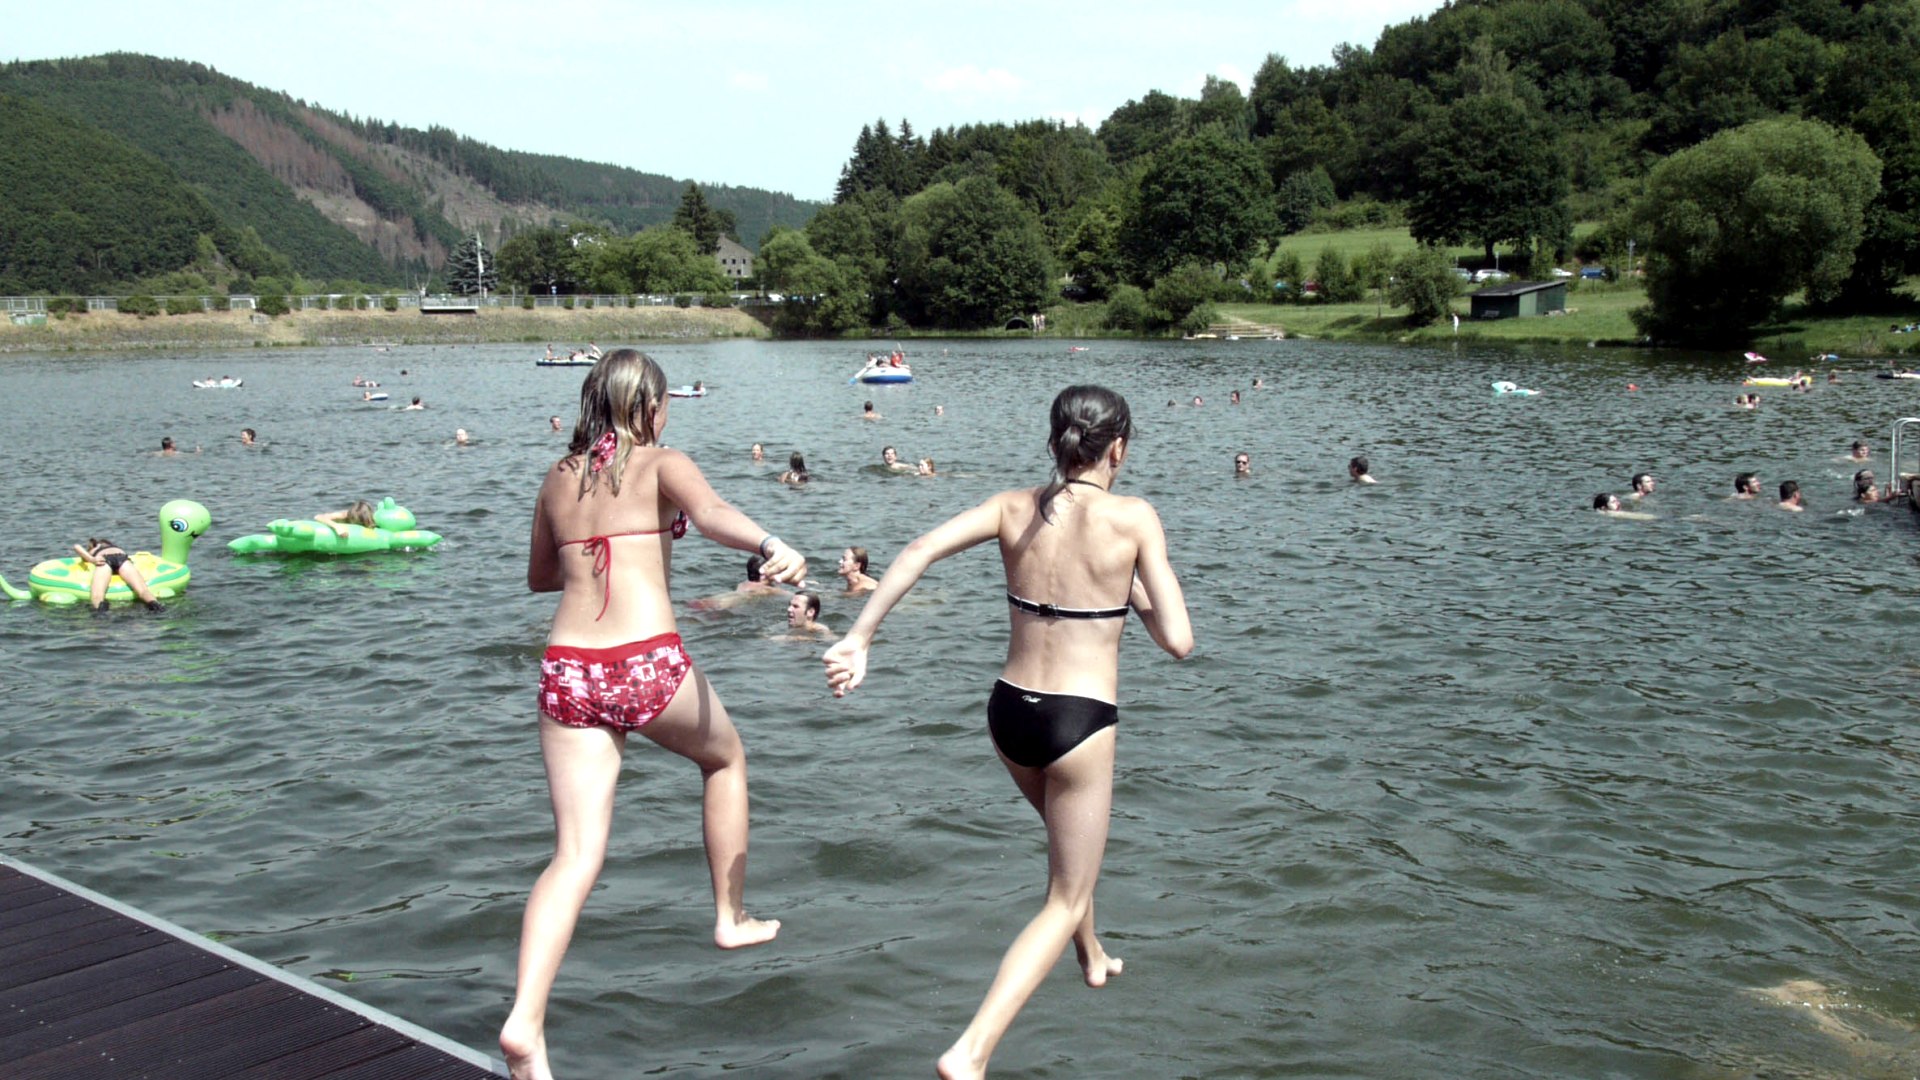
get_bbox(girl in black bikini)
[72,538,163,611]
[824,385,1192,1080]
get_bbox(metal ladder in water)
[1891,417,1920,498]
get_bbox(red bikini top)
[560,512,688,620]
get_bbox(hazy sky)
[7,1,1444,202]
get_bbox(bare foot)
[500,1022,550,1080]
[714,914,781,949]
[1075,937,1124,988]
[936,1043,984,1080]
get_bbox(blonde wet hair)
[567,348,667,496]
[346,500,376,527]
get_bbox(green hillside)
[0,93,229,293]
[0,56,397,285]
[0,54,823,294]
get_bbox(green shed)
[1469,280,1567,320]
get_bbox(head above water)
[1735,471,1759,495]
[1039,384,1133,522]
[346,500,376,527]
[1592,492,1617,511]
[1349,456,1369,478]
[569,349,667,494]
[1779,479,1801,503]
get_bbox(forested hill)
[763,0,1920,341]
[0,54,820,294]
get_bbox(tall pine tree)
[671,182,722,254]
[444,234,497,295]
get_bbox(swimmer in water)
[837,547,879,593]
[862,400,882,421]
[550,416,563,432]
[880,445,913,473]
[917,457,937,476]
[1732,472,1761,500]
[750,442,765,462]
[780,452,810,486]
[1778,480,1804,512]
[1628,472,1655,500]
[1348,456,1376,484]
[1849,439,1870,462]
[1234,452,1251,478]
[239,428,257,447]
[782,591,830,638]
[1592,493,1655,520]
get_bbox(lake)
[1,339,1915,1078]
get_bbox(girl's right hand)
[823,637,868,697]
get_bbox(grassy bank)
[0,305,769,353]
[1206,279,1920,357]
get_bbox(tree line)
[753,0,1920,343]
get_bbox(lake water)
[2,339,1916,1079]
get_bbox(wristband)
[759,535,780,557]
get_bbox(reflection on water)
[1,341,1916,1078]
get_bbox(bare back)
[996,485,1145,702]
[530,449,685,646]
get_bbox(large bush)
[1387,247,1462,325]
[1631,116,1881,344]
[1103,284,1150,331]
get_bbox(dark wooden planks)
[0,860,502,1078]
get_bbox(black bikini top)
[1007,593,1130,620]
[1010,479,1128,618]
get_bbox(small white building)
[715,237,754,281]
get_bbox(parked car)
[1472,269,1511,283]
[1580,267,1607,280]
[1550,267,1575,278]
[1451,267,1473,281]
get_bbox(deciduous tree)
[1121,126,1274,282]
[1407,92,1571,265]
[1631,115,1881,343]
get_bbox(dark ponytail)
[1038,384,1133,522]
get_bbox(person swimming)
[780,452,811,485]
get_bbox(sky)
[6,0,1444,203]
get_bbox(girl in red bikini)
[502,349,805,1080]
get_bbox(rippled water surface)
[3,340,1917,1078]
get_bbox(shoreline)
[0,306,771,353]
[8,294,1917,359]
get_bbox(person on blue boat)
[824,384,1192,1080]
[502,349,803,1080]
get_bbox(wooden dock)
[0,854,504,1079]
